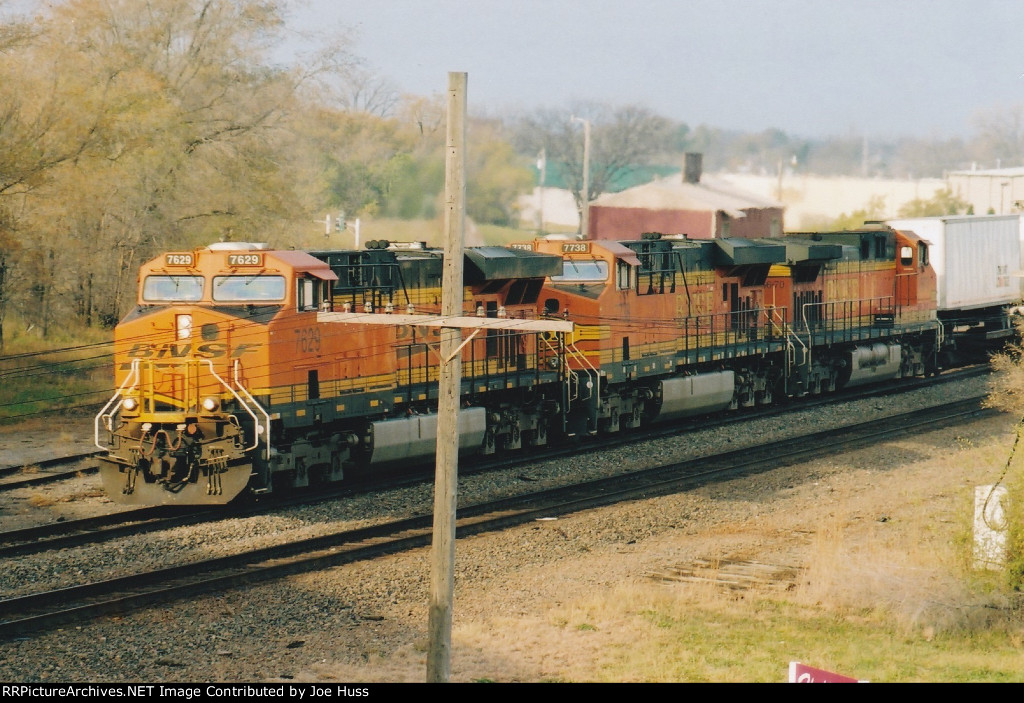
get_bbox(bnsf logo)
[119,342,261,368]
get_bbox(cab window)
[212,275,286,302]
[551,259,608,282]
[297,277,323,311]
[616,261,633,290]
[143,275,204,302]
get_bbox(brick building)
[587,154,783,241]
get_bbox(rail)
[762,307,806,390]
[799,295,898,342]
[230,360,271,459]
[566,340,600,404]
[534,333,599,433]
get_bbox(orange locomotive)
[96,226,952,506]
[95,241,569,504]
[523,225,940,437]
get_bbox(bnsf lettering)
[124,342,261,360]
[231,343,261,358]
[394,324,442,341]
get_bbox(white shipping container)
[886,215,1022,311]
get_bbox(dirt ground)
[0,415,122,530]
[300,408,1024,682]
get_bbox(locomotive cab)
[95,243,339,504]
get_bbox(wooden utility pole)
[427,71,466,684]
[572,116,591,236]
[581,119,591,237]
[316,73,570,682]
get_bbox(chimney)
[684,153,703,184]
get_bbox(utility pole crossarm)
[317,311,573,334]
[318,312,574,367]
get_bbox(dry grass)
[26,489,98,507]
[500,433,1021,681]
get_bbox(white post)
[973,485,1008,570]
[536,148,546,234]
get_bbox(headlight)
[176,314,192,340]
[201,397,219,412]
[122,397,138,412]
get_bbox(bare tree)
[971,104,1024,167]
[513,102,676,217]
[335,64,399,117]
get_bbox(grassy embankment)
[0,317,114,423]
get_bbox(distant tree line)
[0,0,531,346]
[0,0,1020,347]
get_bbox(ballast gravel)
[0,373,1006,682]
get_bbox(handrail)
[94,359,140,450]
[194,359,266,456]
[566,340,599,403]
[94,357,270,460]
[195,359,260,454]
[231,359,272,460]
[800,296,897,333]
[539,332,577,407]
[761,307,804,391]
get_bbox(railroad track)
[0,364,992,557]
[0,450,102,478]
[0,392,996,640]
[0,451,100,492]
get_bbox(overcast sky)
[286,0,1023,140]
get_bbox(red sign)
[789,662,864,683]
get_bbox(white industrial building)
[947,166,1024,216]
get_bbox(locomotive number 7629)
[294,327,322,353]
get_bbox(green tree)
[896,187,970,217]
[321,95,536,227]
[466,121,533,226]
[828,195,888,230]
